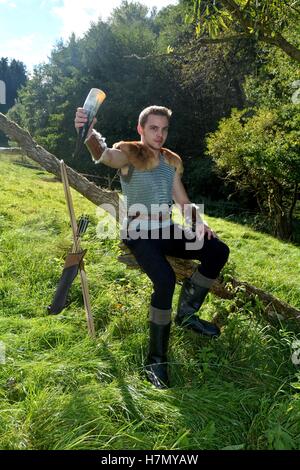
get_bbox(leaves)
[206,103,300,239]
[186,0,300,62]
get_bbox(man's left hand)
[196,223,218,241]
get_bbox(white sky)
[0,0,179,72]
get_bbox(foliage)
[0,57,27,145]
[244,44,300,108]
[6,1,259,200]
[206,104,300,240]
[185,0,300,62]
[205,38,300,240]
[0,57,27,111]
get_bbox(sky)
[0,0,179,73]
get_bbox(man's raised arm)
[74,107,128,169]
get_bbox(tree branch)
[263,32,300,63]
[0,112,124,222]
[124,34,249,60]
[118,244,300,325]
[220,0,300,62]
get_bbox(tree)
[207,105,300,240]
[186,0,300,62]
[149,1,259,202]
[0,57,27,145]
[8,1,196,180]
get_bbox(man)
[75,105,230,389]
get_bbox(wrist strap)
[85,129,107,163]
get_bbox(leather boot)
[145,320,171,389]
[175,277,220,337]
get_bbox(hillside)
[0,154,299,450]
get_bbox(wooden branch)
[117,243,234,300]
[263,32,300,63]
[230,277,300,324]
[0,112,125,223]
[221,0,300,63]
[124,34,249,61]
[1,112,299,326]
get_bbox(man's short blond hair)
[138,105,172,128]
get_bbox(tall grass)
[0,155,300,450]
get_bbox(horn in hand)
[73,88,106,159]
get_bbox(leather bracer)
[85,129,107,164]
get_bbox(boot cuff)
[191,270,215,288]
[149,305,172,325]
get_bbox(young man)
[75,105,230,389]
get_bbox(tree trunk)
[265,33,300,64]
[269,181,294,241]
[0,112,124,223]
[0,112,299,326]
[275,211,293,241]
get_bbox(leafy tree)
[207,105,300,240]
[8,2,178,180]
[151,1,259,202]
[0,57,27,145]
[8,37,91,171]
[186,0,300,62]
[244,43,300,109]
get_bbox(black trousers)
[122,223,230,310]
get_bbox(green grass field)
[0,154,300,450]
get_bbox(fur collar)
[112,141,184,175]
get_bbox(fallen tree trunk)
[0,112,299,326]
[0,113,123,222]
[118,245,233,298]
[230,277,300,324]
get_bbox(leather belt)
[128,211,171,222]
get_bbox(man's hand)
[74,107,96,139]
[195,222,218,241]
[203,223,218,240]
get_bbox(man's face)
[138,114,169,151]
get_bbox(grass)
[0,154,300,450]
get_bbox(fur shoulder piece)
[113,141,184,175]
[113,141,157,171]
[161,147,184,176]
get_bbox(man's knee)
[201,239,230,279]
[219,240,230,264]
[211,239,230,269]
